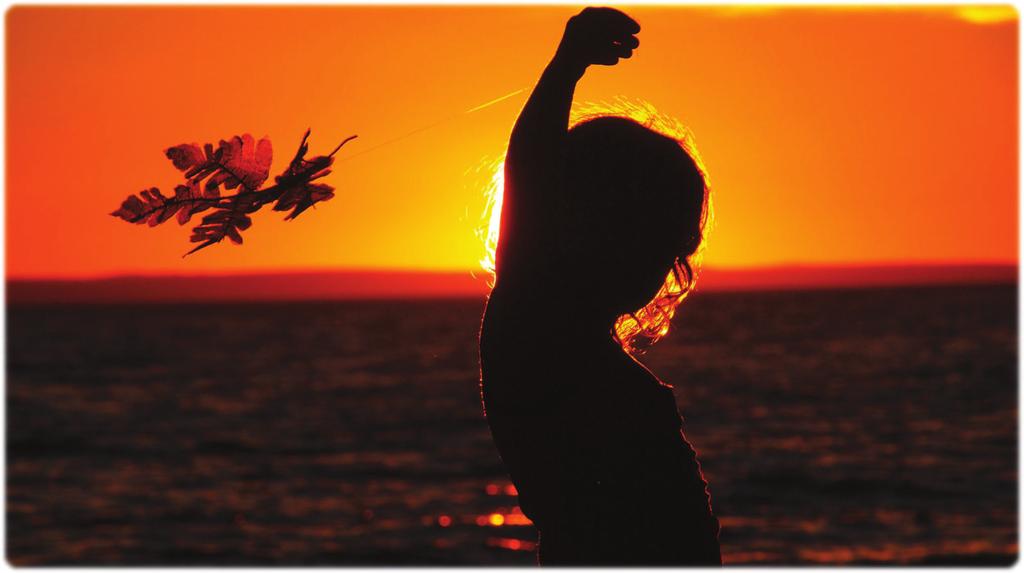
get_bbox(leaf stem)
[329,135,359,157]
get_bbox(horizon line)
[6,261,1017,305]
[6,260,1018,283]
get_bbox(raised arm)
[496,8,640,275]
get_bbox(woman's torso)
[479,285,719,560]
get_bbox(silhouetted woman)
[479,7,721,565]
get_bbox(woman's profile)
[478,6,721,565]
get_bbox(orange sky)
[6,5,1018,279]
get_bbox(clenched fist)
[553,7,641,75]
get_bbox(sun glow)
[478,98,712,353]
[953,5,1017,24]
[477,157,506,282]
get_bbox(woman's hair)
[568,100,712,354]
[480,99,712,355]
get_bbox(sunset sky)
[6,5,1018,279]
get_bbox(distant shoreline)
[5,264,1016,305]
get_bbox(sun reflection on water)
[425,480,536,554]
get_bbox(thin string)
[335,86,527,164]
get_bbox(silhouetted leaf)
[276,183,335,220]
[173,181,217,225]
[203,134,273,193]
[271,131,357,220]
[165,144,206,172]
[113,130,356,256]
[111,187,180,226]
[185,208,252,254]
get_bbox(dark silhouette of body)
[479,7,721,565]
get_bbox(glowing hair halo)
[478,97,713,354]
